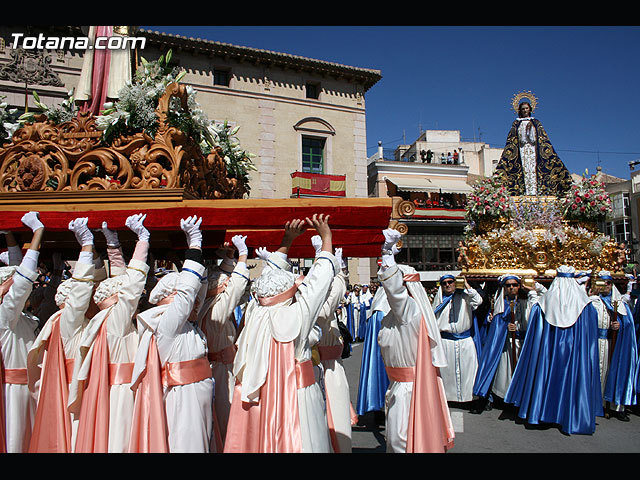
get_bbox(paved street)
[343,341,640,454]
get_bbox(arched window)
[293,117,335,174]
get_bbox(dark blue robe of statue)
[356,309,389,416]
[504,303,603,435]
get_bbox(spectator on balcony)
[453,151,459,164]
[440,153,446,164]
[447,152,453,164]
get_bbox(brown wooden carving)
[0,83,247,199]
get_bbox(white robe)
[0,264,39,453]
[589,294,626,411]
[376,264,438,453]
[201,262,249,443]
[316,270,351,453]
[432,287,483,402]
[233,251,339,453]
[135,260,213,453]
[68,257,150,452]
[491,290,538,398]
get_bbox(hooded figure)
[128,216,213,453]
[376,229,454,453]
[198,235,250,451]
[431,272,483,404]
[505,265,603,435]
[27,217,106,453]
[589,271,638,421]
[224,215,338,453]
[0,212,45,453]
[472,274,541,410]
[66,214,151,453]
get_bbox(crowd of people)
[1,211,638,453]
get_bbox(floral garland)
[562,172,612,221]
[465,174,511,221]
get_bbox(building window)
[306,82,320,100]
[302,136,325,174]
[213,68,230,87]
[397,231,464,271]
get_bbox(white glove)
[180,215,203,248]
[68,217,93,247]
[335,247,348,271]
[392,243,401,255]
[0,251,8,265]
[125,213,150,242]
[382,228,402,251]
[101,221,120,247]
[256,246,271,261]
[311,235,323,257]
[231,235,248,257]
[21,211,44,232]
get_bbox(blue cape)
[473,298,513,399]
[601,295,638,406]
[356,309,389,415]
[504,302,603,435]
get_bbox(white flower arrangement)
[0,96,20,143]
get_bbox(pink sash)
[223,339,303,453]
[162,357,212,388]
[3,368,28,384]
[28,318,73,453]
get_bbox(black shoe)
[615,411,630,422]
[485,401,493,412]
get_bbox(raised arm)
[108,214,151,336]
[158,216,206,337]
[59,217,97,339]
[0,212,44,331]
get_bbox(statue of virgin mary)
[494,91,572,197]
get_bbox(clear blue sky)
[143,26,640,180]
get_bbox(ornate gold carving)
[397,199,416,218]
[0,83,247,199]
[465,221,622,275]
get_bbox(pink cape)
[74,320,111,452]
[28,317,73,453]
[127,335,169,453]
[405,316,455,453]
[223,339,303,453]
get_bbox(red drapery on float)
[0,197,393,259]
